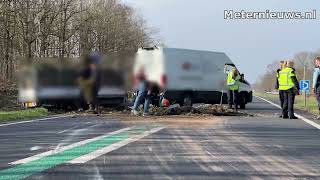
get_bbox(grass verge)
[0,108,48,121]
[255,92,319,115]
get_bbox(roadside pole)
[299,77,310,111]
[220,90,224,106]
[304,91,307,109]
[304,65,307,109]
[297,57,309,110]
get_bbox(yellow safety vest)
[227,71,240,91]
[278,67,295,90]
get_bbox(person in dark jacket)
[312,57,320,119]
[78,54,101,113]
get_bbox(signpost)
[300,80,310,109]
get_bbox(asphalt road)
[0,97,320,179]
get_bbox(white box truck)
[133,47,252,108]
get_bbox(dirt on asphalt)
[115,114,227,128]
[94,104,255,128]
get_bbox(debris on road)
[95,104,253,117]
[148,104,252,116]
[73,104,254,117]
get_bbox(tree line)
[253,50,320,92]
[0,0,156,90]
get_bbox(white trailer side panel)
[163,48,232,91]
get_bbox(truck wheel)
[240,96,246,109]
[183,95,192,107]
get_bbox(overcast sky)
[122,0,320,83]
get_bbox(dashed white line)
[255,96,320,130]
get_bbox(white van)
[133,47,252,108]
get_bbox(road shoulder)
[255,95,320,129]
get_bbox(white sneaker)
[143,113,150,117]
[132,110,139,115]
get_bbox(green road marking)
[0,126,150,180]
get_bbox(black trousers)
[228,90,239,108]
[279,90,285,109]
[282,88,295,117]
[315,86,320,113]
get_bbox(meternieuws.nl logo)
[224,10,317,20]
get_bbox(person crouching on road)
[227,67,241,111]
[278,61,300,119]
[132,68,151,116]
[312,57,320,119]
[275,61,285,118]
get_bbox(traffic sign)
[300,80,310,92]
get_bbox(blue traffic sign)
[300,80,310,92]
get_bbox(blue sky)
[122,0,320,83]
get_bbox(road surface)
[0,97,320,179]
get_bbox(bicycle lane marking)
[0,125,164,180]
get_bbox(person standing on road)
[278,61,300,119]
[275,61,285,117]
[132,68,151,116]
[78,54,101,113]
[312,57,320,119]
[227,67,241,111]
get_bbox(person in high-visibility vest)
[278,61,300,119]
[227,67,241,111]
[275,61,285,118]
[312,57,320,119]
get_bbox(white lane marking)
[10,127,133,165]
[294,114,320,130]
[56,123,100,135]
[54,124,103,152]
[254,96,281,109]
[255,96,320,130]
[68,126,165,164]
[0,115,71,127]
[57,126,79,134]
[30,146,42,151]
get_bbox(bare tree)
[0,0,157,90]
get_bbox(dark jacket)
[275,69,281,89]
[291,68,300,91]
[79,66,101,94]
